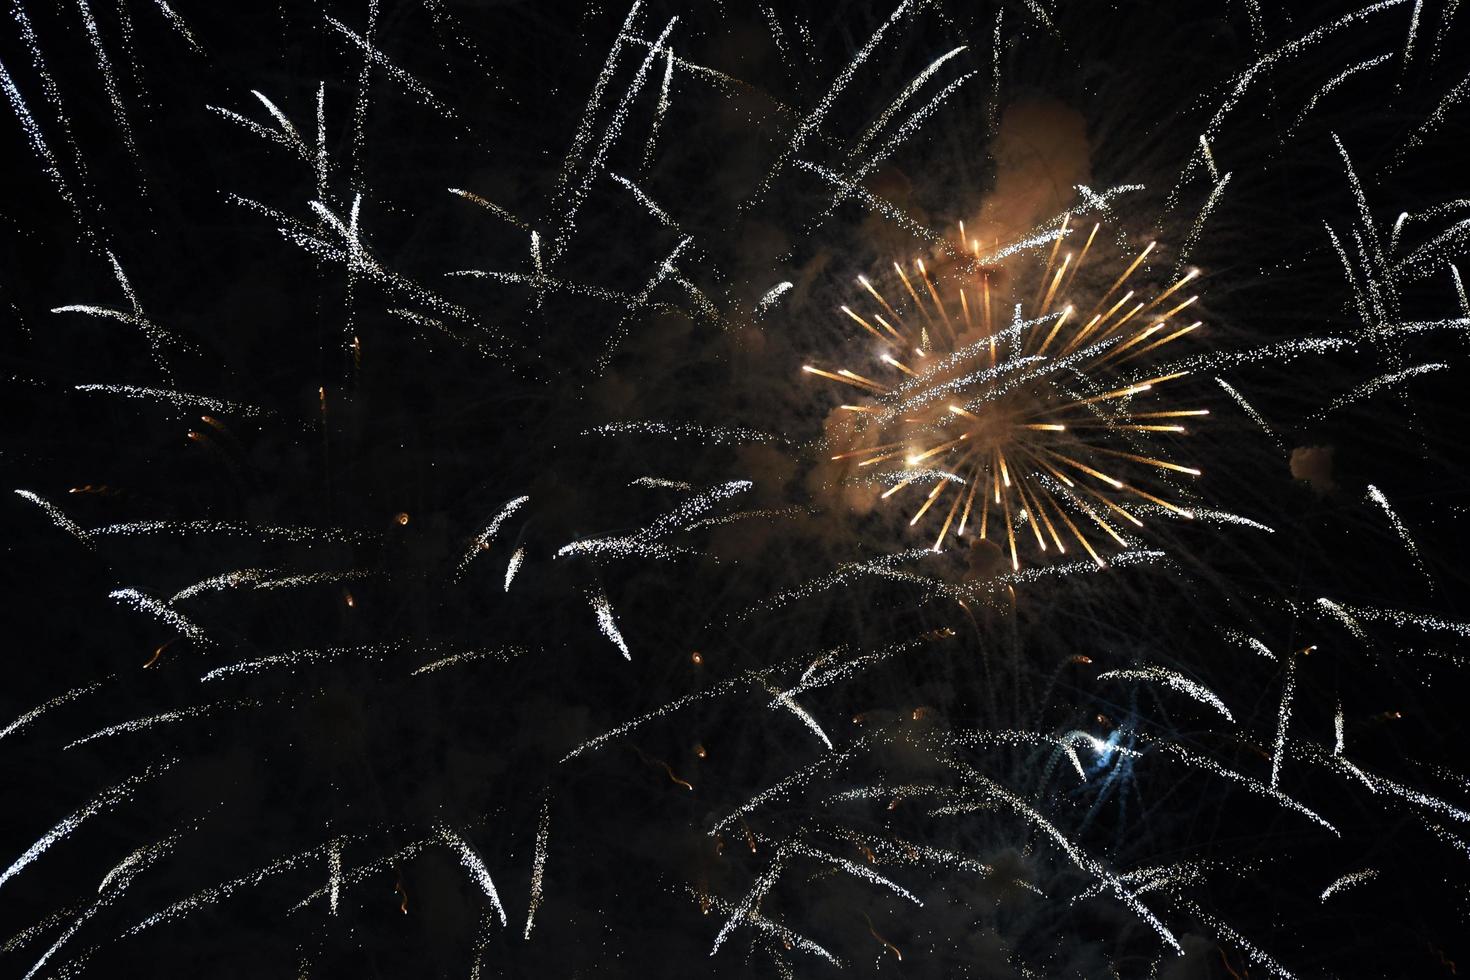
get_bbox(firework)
[808,222,1204,569]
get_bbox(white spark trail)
[1366,484,1431,587]
[74,384,270,417]
[504,548,526,592]
[438,827,507,926]
[1,761,174,890]
[1320,868,1378,900]
[523,799,550,939]
[1291,54,1392,131]
[13,490,92,548]
[743,0,916,210]
[850,45,968,160]
[453,495,531,581]
[550,16,678,264]
[411,646,524,677]
[1271,653,1298,789]
[109,589,210,647]
[590,589,631,659]
[1098,668,1234,722]
[1,679,107,742]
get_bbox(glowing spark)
[438,826,507,926]
[590,589,631,660]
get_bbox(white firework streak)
[549,2,642,218]
[152,0,203,54]
[1169,0,1408,206]
[1170,897,1296,980]
[65,698,259,750]
[91,519,375,544]
[685,506,813,531]
[1291,54,1393,131]
[761,683,832,750]
[710,849,786,956]
[1334,604,1470,637]
[1174,171,1230,276]
[1317,362,1448,418]
[1395,218,1470,281]
[1,678,107,742]
[711,742,866,836]
[127,841,333,936]
[1074,860,1216,902]
[1215,377,1282,448]
[1073,183,1147,221]
[1395,65,1470,165]
[945,761,1182,953]
[1320,868,1378,901]
[411,646,524,677]
[13,490,93,548]
[596,235,692,372]
[794,159,951,252]
[560,676,750,762]
[20,835,176,980]
[732,549,937,624]
[447,267,644,306]
[784,635,943,700]
[949,730,1094,782]
[438,826,507,926]
[52,300,177,382]
[1366,484,1431,586]
[550,16,679,264]
[1325,221,1374,328]
[170,568,372,604]
[682,885,841,966]
[328,838,342,915]
[204,640,451,682]
[1316,597,1368,642]
[504,548,526,592]
[289,837,434,911]
[582,420,784,445]
[1200,135,1219,180]
[74,383,271,418]
[109,589,210,647]
[822,71,978,221]
[557,537,688,562]
[1139,737,1337,834]
[621,34,768,102]
[524,799,550,939]
[1,760,174,890]
[779,839,922,906]
[1134,504,1273,533]
[640,45,674,174]
[1152,336,1353,378]
[590,589,631,660]
[390,308,504,362]
[1271,653,1298,790]
[755,281,793,316]
[452,494,531,581]
[1098,668,1235,723]
[609,172,679,228]
[629,476,695,490]
[326,14,456,120]
[448,187,529,230]
[1302,743,1470,823]
[743,0,916,210]
[1334,703,1346,755]
[851,46,968,161]
[75,0,138,161]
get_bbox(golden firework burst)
[806,218,1206,570]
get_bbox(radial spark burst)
[808,221,1205,568]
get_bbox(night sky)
[3,1,1470,978]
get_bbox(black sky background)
[4,1,1470,977]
